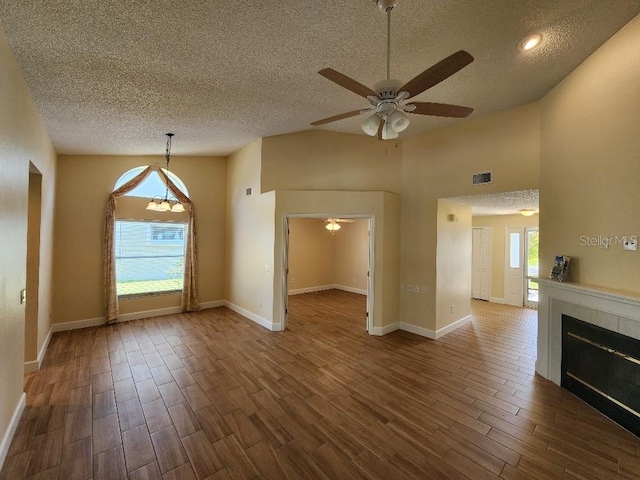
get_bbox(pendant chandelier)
[146,133,185,213]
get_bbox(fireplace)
[562,314,640,437]
[537,279,640,437]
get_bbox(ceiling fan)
[311,0,475,140]
[324,218,355,233]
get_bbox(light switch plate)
[20,289,26,304]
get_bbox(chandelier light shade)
[146,133,185,213]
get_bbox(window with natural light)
[113,166,190,298]
[115,220,187,297]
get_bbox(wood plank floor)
[2,289,640,479]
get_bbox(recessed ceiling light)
[519,33,543,51]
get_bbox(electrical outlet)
[421,287,429,295]
[20,289,26,305]
[450,305,455,313]
[258,299,262,307]
[291,277,296,284]
[264,264,270,272]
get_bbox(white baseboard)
[200,300,225,309]
[52,301,225,332]
[24,326,53,374]
[288,284,367,296]
[0,392,26,471]
[370,322,400,336]
[223,301,274,331]
[392,314,473,340]
[434,314,472,339]
[490,297,506,304]
[333,284,367,295]
[399,322,436,339]
[52,316,104,332]
[288,285,334,295]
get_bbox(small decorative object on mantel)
[549,255,571,282]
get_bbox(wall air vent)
[472,172,492,185]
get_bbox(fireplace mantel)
[537,279,640,385]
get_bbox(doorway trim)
[280,213,375,333]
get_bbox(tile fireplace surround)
[537,278,640,385]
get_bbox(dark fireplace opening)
[562,314,640,437]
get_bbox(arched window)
[113,166,190,298]
[114,166,189,198]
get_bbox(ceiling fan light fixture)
[361,114,381,136]
[381,120,399,140]
[389,110,410,133]
[519,33,542,51]
[326,221,341,232]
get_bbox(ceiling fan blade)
[410,102,473,118]
[311,110,362,126]
[400,50,474,98]
[319,68,377,98]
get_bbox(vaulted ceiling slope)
[0,1,638,156]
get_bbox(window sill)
[118,289,182,300]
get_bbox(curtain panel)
[104,166,200,323]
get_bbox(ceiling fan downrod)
[374,0,397,80]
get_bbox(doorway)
[282,215,374,333]
[472,227,491,301]
[25,164,42,372]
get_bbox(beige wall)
[287,218,369,293]
[225,140,276,323]
[53,154,226,324]
[274,191,400,333]
[0,22,56,462]
[540,14,640,290]
[472,214,539,300]
[334,220,369,292]
[400,102,541,332]
[436,200,473,329]
[261,130,402,194]
[287,219,335,291]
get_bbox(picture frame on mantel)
[550,255,571,282]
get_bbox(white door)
[472,228,490,300]
[505,227,524,306]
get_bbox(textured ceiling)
[447,189,539,216]
[0,1,638,156]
